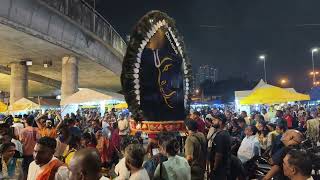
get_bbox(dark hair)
[26,115,34,126]
[185,119,198,132]
[120,136,139,152]
[213,114,227,124]
[193,111,201,117]
[249,125,258,135]
[125,144,145,168]
[258,115,265,121]
[76,148,101,176]
[37,137,57,150]
[163,138,180,156]
[0,142,15,154]
[237,117,246,124]
[287,149,312,177]
[82,132,97,146]
[158,132,174,146]
[276,123,286,131]
[68,135,81,149]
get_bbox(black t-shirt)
[272,147,293,180]
[212,130,231,172]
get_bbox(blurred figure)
[154,138,191,180]
[125,144,150,180]
[184,119,206,180]
[69,148,109,180]
[283,149,313,180]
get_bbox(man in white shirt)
[125,144,150,180]
[283,149,314,180]
[69,148,110,180]
[27,137,69,180]
[115,157,130,180]
[237,125,261,163]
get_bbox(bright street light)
[310,71,320,75]
[195,89,199,94]
[258,55,267,82]
[311,48,319,86]
[312,48,318,53]
[259,55,266,60]
[280,79,287,84]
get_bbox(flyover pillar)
[61,56,79,100]
[10,62,28,105]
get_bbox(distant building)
[193,65,218,90]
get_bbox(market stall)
[60,88,125,117]
[0,102,8,113]
[240,84,310,105]
[9,98,60,114]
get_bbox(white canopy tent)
[60,88,124,106]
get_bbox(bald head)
[282,130,304,147]
[69,148,101,180]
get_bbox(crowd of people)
[0,104,318,180]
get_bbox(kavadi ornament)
[121,10,192,134]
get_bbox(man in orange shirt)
[35,112,63,138]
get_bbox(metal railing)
[39,0,127,56]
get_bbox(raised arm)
[55,111,63,130]
[35,113,46,129]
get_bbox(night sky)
[97,0,320,92]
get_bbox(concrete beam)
[0,65,61,88]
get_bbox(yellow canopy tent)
[10,98,40,112]
[240,85,310,105]
[0,102,8,113]
[114,103,128,109]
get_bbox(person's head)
[125,144,145,172]
[212,114,227,129]
[276,124,286,134]
[254,114,261,121]
[69,148,102,180]
[33,137,57,166]
[267,123,276,132]
[81,132,97,148]
[283,149,312,179]
[262,108,267,115]
[162,138,179,157]
[185,119,198,133]
[190,111,201,120]
[257,121,267,132]
[68,118,76,127]
[285,109,291,116]
[281,130,304,147]
[276,110,284,118]
[245,125,258,137]
[1,131,13,144]
[68,135,81,150]
[0,142,16,159]
[26,115,34,126]
[91,119,100,128]
[237,117,246,128]
[241,111,247,118]
[45,119,53,128]
[120,136,139,154]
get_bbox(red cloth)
[196,118,206,134]
[284,115,293,128]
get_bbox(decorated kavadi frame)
[121,11,192,134]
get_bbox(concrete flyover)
[0,0,127,100]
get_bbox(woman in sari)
[0,142,23,179]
